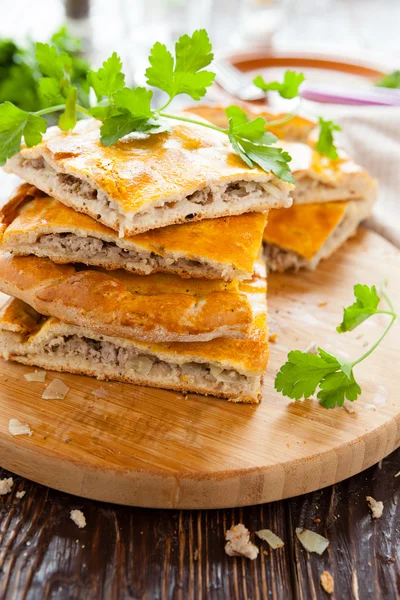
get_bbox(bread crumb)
[0,477,13,495]
[320,571,334,594]
[70,509,86,528]
[91,387,108,398]
[16,490,26,499]
[225,523,259,560]
[24,370,46,382]
[263,550,269,556]
[42,379,70,400]
[193,549,198,561]
[367,562,371,567]
[318,302,327,307]
[305,341,318,355]
[9,418,32,436]
[314,518,321,524]
[268,333,278,343]
[366,496,383,519]
[343,400,356,414]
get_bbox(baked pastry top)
[0,261,268,403]
[0,184,267,281]
[0,251,267,343]
[4,117,292,236]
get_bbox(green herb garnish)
[253,70,305,99]
[0,26,89,113]
[316,117,341,160]
[0,29,293,182]
[253,70,342,160]
[275,283,398,408]
[376,70,400,89]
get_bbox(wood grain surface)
[0,229,399,509]
[0,450,399,600]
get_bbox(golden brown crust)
[0,293,268,402]
[0,296,42,333]
[0,185,267,280]
[0,252,262,342]
[185,105,374,192]
[5,118,289,237]
[264,201,348,259]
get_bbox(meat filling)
[21,158,272,207]
[17,156,287,235]
[36,233,227,278]
[264,244,308,272]
[43,334,252,393]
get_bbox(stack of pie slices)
[188,105,377,272]
[0,116,296,403]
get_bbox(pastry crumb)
[91,387,108,398]
[320,571,334,594]
[256,529,284,549]
[42,379,70,400]
[343,400,356,414]
[268,333,278,343]
[0,477,14,495]
[70,509,86,528]
[366,496,384,519]
[318,302,327,307]
[16,490,26,499]
[24,370,46,382]
[9,418,32,436]
[225,523,259,560]
[305,341,318,355]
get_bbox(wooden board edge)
[2,412,399,509]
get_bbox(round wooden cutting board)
[0,229,399,509]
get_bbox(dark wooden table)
[1,447,399,599]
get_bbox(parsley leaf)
[226,105,294,183]
[35,42,71,82]
[316,117,341,160]
[38,77,64,107]
[376,70,400,89]
[337,284,381,333]
[88,52,125,101]
[275,349,337,400]
[317,370,361,408]
[100,87,165,145]
[0,101,46,165]
[275,282,397,409]
[145,29,215,102]
[275,347,362,408]
[253,71,305,99]
[112,87,154,117]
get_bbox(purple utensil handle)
[300,83,400,106]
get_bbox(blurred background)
[1,0,399,243]
[1,0,399,84]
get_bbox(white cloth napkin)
[304,103,400,248]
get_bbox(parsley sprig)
[0,30,293,183]
[275,283,398,408]
[253,70,341,159]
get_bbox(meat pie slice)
[263,195,376,271]
[0,265,269,403]
[0,252,267,343]
[4,117,292,237]
[0,184,267,282]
